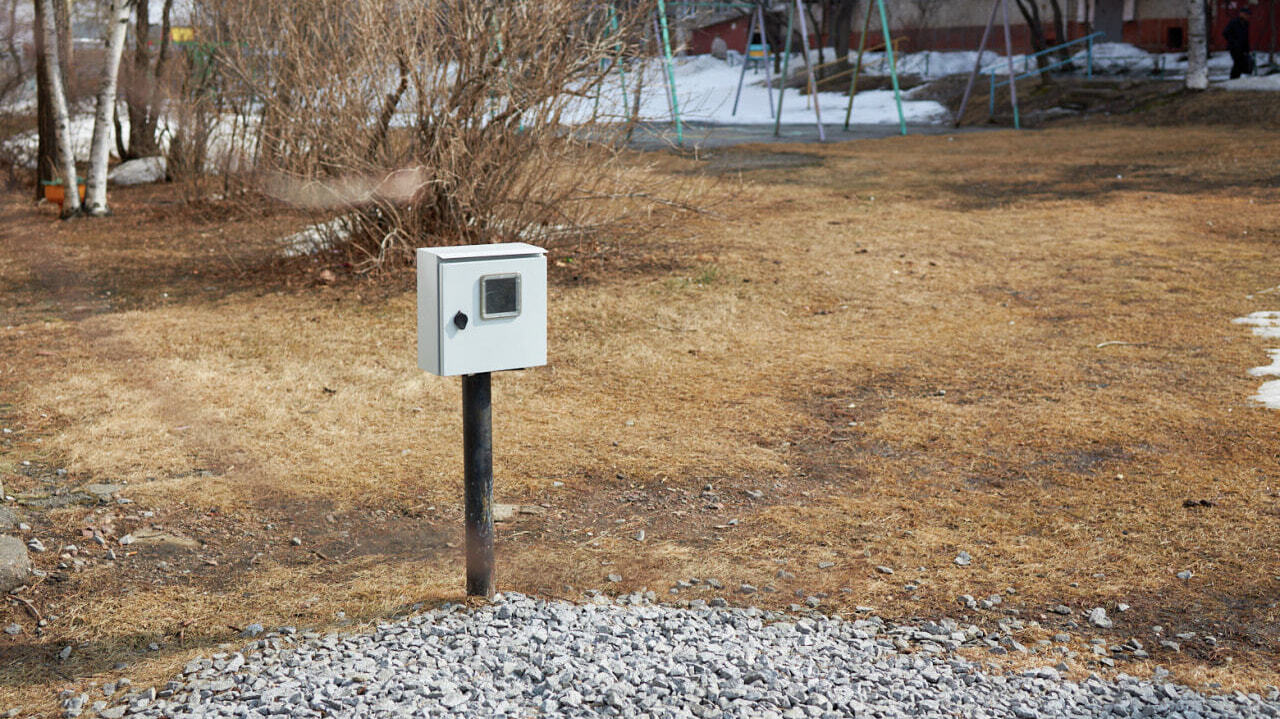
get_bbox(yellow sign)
[170,26,195,43]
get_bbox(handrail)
[983,31,1105,81]
[986,32,1104,118]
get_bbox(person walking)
[1224,6,1253,79]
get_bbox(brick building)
[687,0,1277,57]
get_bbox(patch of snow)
[1235,313,1280,410]
[109,156,167,185]
[897,50,1006,78]
[1089,42,1151,59]
[1,109,100,169]
[279,216,351,258]
[1218,73,1280,91]
[1254,380,1280,409]
[1070,43,1160,73]
[0,77,36,115]
[1249,349,1280,378]
[1,102,256,173]
[570,54,949,126]
[1233,311,1280,340]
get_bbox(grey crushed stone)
[91,593,1280,719]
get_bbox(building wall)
[687,0,1278,55]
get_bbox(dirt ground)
[2,115,1279,714]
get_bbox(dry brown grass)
[2,123,1279,713]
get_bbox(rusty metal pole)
[462,372,494,597]
[732,5,760,116]
[955,0,1001,127]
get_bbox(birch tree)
[84,0,136,216]
[1186,0,1208,89]
[38,0,81,216]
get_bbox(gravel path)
[73,593,1280,719]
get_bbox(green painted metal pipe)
[875,0,907,136]
[655,0,683,145]
[611,8,629,105]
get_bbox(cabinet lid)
[419,243,547,262]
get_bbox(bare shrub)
[192,0,683,271]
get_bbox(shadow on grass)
[934,163,1280,210]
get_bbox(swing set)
[601,0,910,145]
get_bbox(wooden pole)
[843,0,876,130]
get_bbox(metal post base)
[462,372,494,597]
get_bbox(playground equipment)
[731,2,775,118]
[655,0,684,145]
[955,0,1110,131]
[774,0,825,139]
[982,32,1104,117]
[746,37,768,70]
[955,0,1022,129]
[840,0,907,135]
[599,0,911,145]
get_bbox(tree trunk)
[85,0,135,216]
[125,0,152,159]
[55,0,72,92]
[806,2,824,67]
[1013,0,1052,71]
[125,0,170,158]
[153,0,175,118]
[1048,0,1069,61]
[1186,0,1209,89]
[833,0,856,70]
[33,0,56,200]
[39,0,81,216]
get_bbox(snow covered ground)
[1218,73,1280,91]
[1233,311,1280,410]
[6,43,1275,173]
[0,98,256,174]
[566,54,949,126]
[570,44,1277,127]
[858,42,1271,81]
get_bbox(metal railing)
[986,32,1106,116]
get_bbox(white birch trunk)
[1186,0,1209,90]
[39,0,80,215]
[85,0,133,216]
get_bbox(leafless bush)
[188,0,689,271]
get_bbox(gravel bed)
[69,593,1280,719]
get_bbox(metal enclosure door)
[437,255,547,376]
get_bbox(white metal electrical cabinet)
[417,243,547,376]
